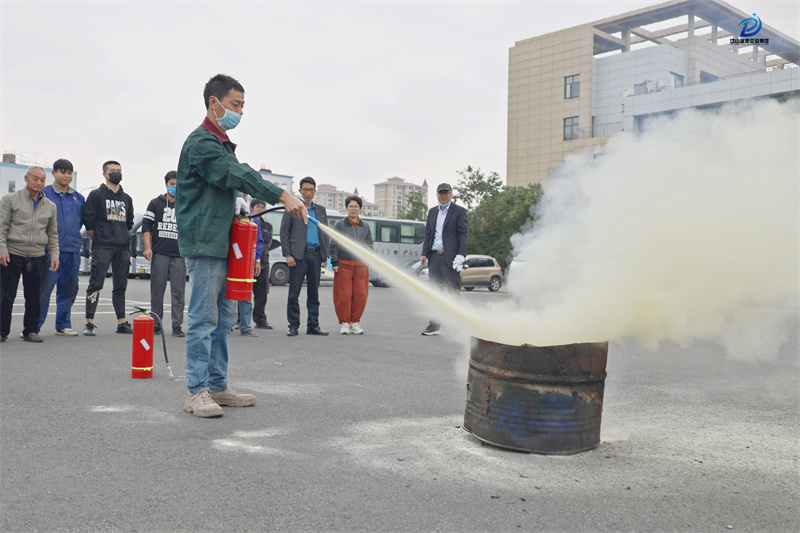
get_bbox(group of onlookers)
[2,73,468,419]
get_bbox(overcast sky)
[2,1,797,210]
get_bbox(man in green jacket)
[176,73,306,418]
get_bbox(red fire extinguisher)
[226,219,259,300]
[132,314,154,379]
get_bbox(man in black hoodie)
[82,161,135,335]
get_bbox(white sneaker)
[56,328,79,336]
[340,323,351,335]
[350,323,364,335]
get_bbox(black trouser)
[427,252,461,328]
[1,254,47,337]
[252,258,269,326]
[287,248,321,329]
[85,247,130,320]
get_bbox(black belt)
[305,247,319,252]
[433,249,445,255]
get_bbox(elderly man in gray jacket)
[0,166,60,342]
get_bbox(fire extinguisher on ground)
[131,307,174,379]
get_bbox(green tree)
[455,165,504,212]
[398,189,428,221]
[467,183,543,270]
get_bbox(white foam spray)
[317,99,798,360]
[495,99,799,358]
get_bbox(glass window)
[565,74,580,99]
[378,224,399,243]
[564,116,579,141]
[365,220,377,242]
[8,180,15,193]
[671,72,684,88]
[400,223,424,244]
[700,71,718,84]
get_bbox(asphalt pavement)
[1,278,798,532]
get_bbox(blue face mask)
[167,185,176,197]
[438,201,451,208]
[212,96,242,131]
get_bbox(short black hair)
[52,159,73,172]
[345,195,362,209]
[250,198,266,210]
[299,176,316,189]
[164,170,177,184]
[102,160,121,173]
[203,74,245,110]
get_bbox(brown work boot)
[209,388,256,407]
[184,391,224,418]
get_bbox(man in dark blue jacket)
[420,183,468,335]
[38,159,85,336]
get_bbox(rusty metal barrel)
[463,338,609,455]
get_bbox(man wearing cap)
[420,182,468,335]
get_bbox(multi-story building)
[507,0,800,187]
[354,187,381,217]
[258,168,293,198]
[373,177,429,219]
[1,153,79,199]
[315,183,350,213]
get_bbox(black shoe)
[0,335,6,342]
[421,323,441,336]
[154,326,163,335]
[172,327,185,338]
[255,322,273,330]
[306,326,329,336]
[287,326,299,337]
[116,321,133,334]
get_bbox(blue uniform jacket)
[43,184,86,253]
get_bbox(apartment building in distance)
[315,183,381,217]
[507,0,800,187]
[374,177,429,219]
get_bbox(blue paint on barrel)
[463,338,608,455]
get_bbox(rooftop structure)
[507,0,800,186]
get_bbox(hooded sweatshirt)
[82,183,134,250]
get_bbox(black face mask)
[108,172,122,185]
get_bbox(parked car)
[419,254,503,291]
[460,255,503,291]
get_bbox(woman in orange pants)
[330,196,374,334]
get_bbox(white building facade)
[508,0,800,186]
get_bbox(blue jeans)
[39,251,81,330]
[185,257,236,394]
[238,298,253,333]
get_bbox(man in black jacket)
[143,171,185,337]
[250,198,273,329]
[280,177,329,336]
[420,182,468,336]
[82,161,135,336]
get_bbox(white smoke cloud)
[488,99,799,359]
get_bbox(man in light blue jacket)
[38,159,85,336]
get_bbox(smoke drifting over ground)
[494,99,799,359]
